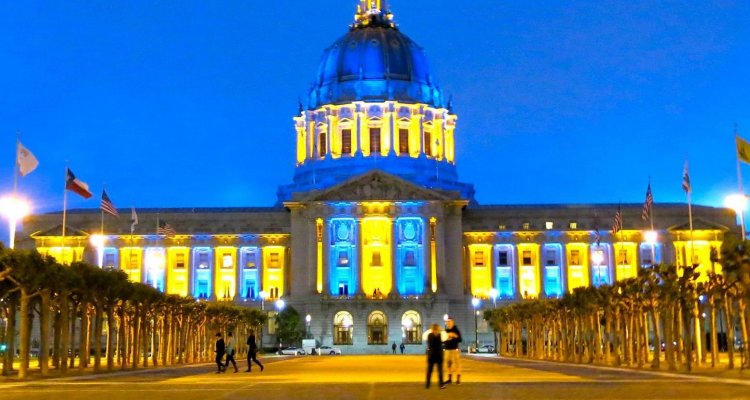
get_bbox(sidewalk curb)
[469,355,750,386]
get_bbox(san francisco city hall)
[19,1,737,352]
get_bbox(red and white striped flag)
[682,161,691,193]
[612,206,623,236]
[157,220,176,236]
[642,184,653,222]
[100,190,119,217]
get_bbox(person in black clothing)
[215,332,225,373]
[392,342,397,354]
[444,317,463,384]
[400,342,405,354]
[425,323,446,389]
[246,329,264,372]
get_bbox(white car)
[471,344,495,354]
[278,346,305,355]
[318,346,342,355]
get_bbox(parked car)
[278,346,305,356]
[470,344,495,354]
[318,346,342,355]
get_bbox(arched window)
[333,311,354,345]
[367,311,388,345]
[401,311,422,344]
[318,132,327,158]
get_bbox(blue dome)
[307,23,446,109]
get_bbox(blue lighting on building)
[395,217,424,295]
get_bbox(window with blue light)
[329,218,357,296]
[193,248,212,299]
[542,244,563,297]
[494,244,514,298]
[396,218,424,295]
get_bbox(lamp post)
[275,299,285,348]
[471,297,480,349]
[259,290,268,311]
[0,196,30,249]
[725,194,747,239]
[305,314,311,339]
[644,230,658,267]
[489,288,499,308]
[89,234,106,268]
[592,249,604,287]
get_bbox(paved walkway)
[1,354,748,399]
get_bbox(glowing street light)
[89,234,106,268]
[724,194,747,239]
[305,314,312,338]
[489,288,499,308]
[275,299,286,311]
[644,230,658,266]
[0,196,30,249]
[259,290,269,311]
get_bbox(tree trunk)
[52,304,61,369]
[59,295,69,373]
[724,296,735,369]
[738,299,748,368]
[2,296,17,376]
[18,289,32,380]
[93,303,103,371]
[39,291,51,376]
[651,309,661,368]
[106,307,115,371]
[68,302,77,369]
[131,306,140,369]
[709,300,718,367]
[79,303,90,369]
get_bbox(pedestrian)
[392,341,397,354]
[215,332,225,373]
[246,329,264,372]
[225,332,238,373]
[425,323,446,389]
[444,317,463,384]
[400,342,405,354]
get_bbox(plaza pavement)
[0,354,749,400]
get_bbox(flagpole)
[735,124,746,239]
[62,162,69,264]
[13,131,20,196]
[649,179,656,264]
[687,186,694,268]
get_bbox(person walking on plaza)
[392,342,397,354]
[225,332,238,373]
[425,324,446,389]
[215,332,226,373]
[400,342,405,354]
[444,317,463,384]
[246,329,264,372]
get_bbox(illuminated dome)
[278,1,474,203]
[308,4,445,109]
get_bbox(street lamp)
[89,234,106,268]
[489,288,499,308]
[724,194,747,239]
[0,196,30,249]
[592,249,604,287]
[275,299,286,348]
[305,314,311,338]
[259,290,268,311]
[471,297,480,349]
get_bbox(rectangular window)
[337,251,349,266]
[104,253,115,269]
[129,253,139,270]
[497,251,509,266]
[341,129,352,155]
[222,254,233,268]
[473,250,485,266]
[175,253,185,269]
[198,252,209,269]
[371,250,382,267]
[618,249,629,265]
[338,282,349,296]
[398,128,409,154]
[369,127,381,154]
[318,132,327,158]
[269,252,280,268]
[423,129,432,157]
[545,221,553,230]
[522,250,532,265]
[569,221,578,230]
[570,250,581,265]
[498,224,506,230]
[545,249,556,266]
[404,250,416,266]
[522,222,530,230]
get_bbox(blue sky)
[1,0,749,232]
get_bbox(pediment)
[294,171,457,202]
[668,218,729,232]
[30,224,89,238]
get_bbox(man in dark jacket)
[215,332,225,373]
[444,317,463,384]
[246,329,264,372]
[425,324,446,389]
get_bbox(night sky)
[1,1,749,233]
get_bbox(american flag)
[641,184,653,222]
[593,230,601,246]
[612,206,623,236]
[682,161,691,193]
[157,220,176,236]
[100,190,119,217]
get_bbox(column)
[513,244,521,300]
[321,218,330,295]
[356,218,364,296]
[390,218,399,296]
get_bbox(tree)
[275,306,304,347]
